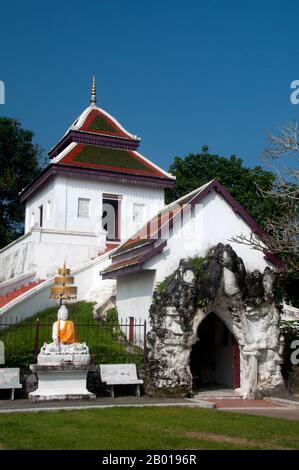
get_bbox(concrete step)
[193,388,241,400]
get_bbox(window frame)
[77,197,91,219]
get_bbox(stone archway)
[146,243,285,398]
[190,311,240,391]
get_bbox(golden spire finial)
[90,76,97,105]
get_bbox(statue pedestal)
[28,365,96,401]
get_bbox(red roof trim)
[104,180,281,276]
[59,143,167,179]
[102,241,167,279]
[20,164,174,203]
[79,108,133,139]
[49,130,140,159]
[196,180,268,239]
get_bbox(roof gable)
[23,97,175,201]
[77,107,136,139]
[102,180,279,278]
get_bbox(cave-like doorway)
[189,312,240,391]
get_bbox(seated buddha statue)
[52,304,78,345]
[38,305,90,364]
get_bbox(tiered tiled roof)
[49,103,174,181]
[21,80,174,202]
[76,107,134,139]
[58,144,168,178]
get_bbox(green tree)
[231,124,298,304]
[0,117,45,248]
[166,146,281,229]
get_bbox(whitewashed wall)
[201,191,270,272]
[117,190,273,325]
[117,271,156,323]
[1,174,165,282]
[25,178,56,232]
[145,191,270,284]
[0,252,114,323]
[25,175,165,241]
[0,232,32,281]
[0,228,104,280]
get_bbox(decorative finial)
[90,76,97,105]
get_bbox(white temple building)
[0,79,174,319]
[102,179,279,323]
[102,181,288,397]
[0,80,297,398]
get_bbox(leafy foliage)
[0,117,45,248]
[276,272,299,307]
[166,147,282,229]
[230,124,299,275]
[105,307,119,324]
[155,273,176,293]
[184,256,206,277]
[155,257,206,294]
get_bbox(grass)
[0,301,143,367]
[0,407,298,450]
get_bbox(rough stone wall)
[147,243,285,398]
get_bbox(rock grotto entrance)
[190,312,240,391]
[146,243,285,398]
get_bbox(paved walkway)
[0,396,215,413]
[203,399,286,408]
[1,395,299,421]
[220,408,299,421]
[200,397,299,421]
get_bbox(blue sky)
[0,0,298,172]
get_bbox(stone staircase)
[0,280,45,308]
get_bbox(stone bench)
[0,368,22,400]
[99,364,143,398]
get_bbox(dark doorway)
[189,312,240,390]
[102,195,121,241]
[39,205,43,228]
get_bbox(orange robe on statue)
[57,320,78,344]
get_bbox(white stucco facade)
[0,175,165,281]
[116,189,273,325]
[117,271,156,323]
[24,175,164,239]
[0,88,175,320]
[0,250,113,323]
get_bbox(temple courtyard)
[0,405,299,450]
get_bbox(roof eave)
[105,179,282,271]
[102,240,167,279]
[20,164,55,203]
[20,165,174,203]
[49,129,141,159]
